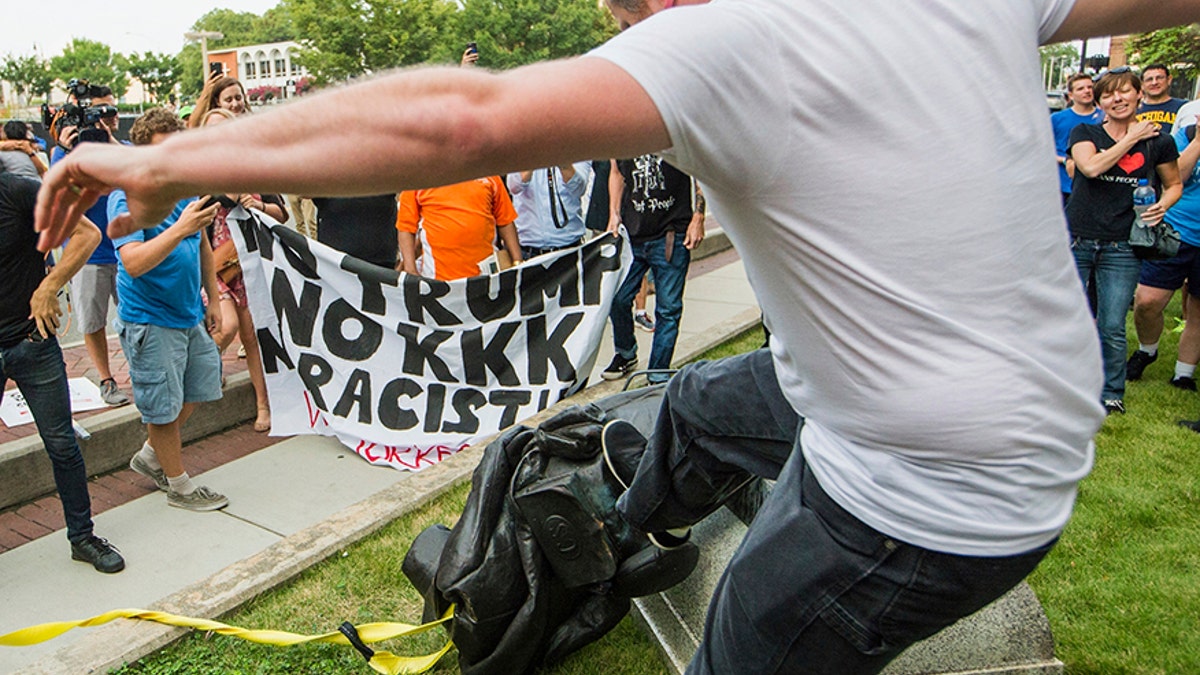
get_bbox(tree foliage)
[1128,25,1200,80]
[282,0,459,83]
[447,0,617,69]
[125,52,180,104]
[0,54,54,105]
[1039,42,1080,90]
[49,38,129,97]
[179,8,300,96]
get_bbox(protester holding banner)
[507,163,592,260]
[110,108,228,512]
[34,1,1200,672]
[200,107,284,433]
[395,177,523,280]
[0,173,124,573]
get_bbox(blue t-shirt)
[109,191,205,329]
[51,145,118,265]
[1050,107,1103,194]
[1166,128,1200,246]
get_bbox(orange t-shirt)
[396,177,517,280]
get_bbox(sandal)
[254,406,271,433]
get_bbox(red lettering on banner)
[303,391,328,428]
[358,441,381,462]
[413,446,434,467]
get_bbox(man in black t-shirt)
[602,154,705,383]
[0,174,124,572]
[313,194,399,269]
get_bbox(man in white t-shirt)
[35,1,1199,672]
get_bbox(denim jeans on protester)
[0,335,94,544]
[1071,237,1141,401]
[610,233,690,382]
[616,349,1055,674]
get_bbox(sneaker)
[601,419,647,490]
[601,353,637,381]
[168,486,229,512]
[1178,419,1200,433]
[130,452,169,492]
[99,378,131,407]
[634,313,656,332]
[1103,399,1126,415]
[1126,350,1157,381]
[1171,376,1198,392]
[71,535,125,573]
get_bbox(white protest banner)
[1,377,108,428]
[228,208,630,471]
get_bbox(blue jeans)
[1071,238,1141,401]
[0,335,94,544]
[611,234,690,382]
[617,350,1055,674]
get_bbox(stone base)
[631,507,1063,675]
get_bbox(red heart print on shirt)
[1117,152,1145,174]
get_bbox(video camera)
[43,79,118,149]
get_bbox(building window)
[275,58,286,75]
[245,62,256,78]
[260,60,271,76]
[291,60,301,76]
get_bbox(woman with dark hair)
[190,75,248,129]
[1067,68,1183,415]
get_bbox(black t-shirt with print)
[616,155,693,244]
[0,175,45,348]
[1066,123,1179,241]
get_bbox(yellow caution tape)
[0,605,455,675]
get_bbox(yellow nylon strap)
[0,606,454,675]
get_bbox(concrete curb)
[0,230,733,513]
[20,293,761,674]
[0,373,258,512]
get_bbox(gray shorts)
[70,264,118,335]
[118,321,223,425]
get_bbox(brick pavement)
[0,421,283,554]
[0,335,250,445]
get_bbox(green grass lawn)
[111,322,1200,674]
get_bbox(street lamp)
[184,30,225,77]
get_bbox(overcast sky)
[4,1,281,59]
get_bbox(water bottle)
[1133,179,1156,221]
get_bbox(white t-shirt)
[1172,100,1200,135]
[591,0,1103,556]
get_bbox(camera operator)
[46,81,132,407]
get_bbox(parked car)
[1046,91,1068,112]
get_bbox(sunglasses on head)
[1092,66,1134,82]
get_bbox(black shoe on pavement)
[1171,375,1198,392]
[1126,350,1157,381]
[71,535,125,573]
[1104,399,1126,415]
[601,353,637,381]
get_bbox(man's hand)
[461,49,479,67]
[205,301,222,338]
[237,193,262,211]
[36,142,178,252]
[684,212,706,249]
[606,214,621,235]
[174,199,221,236]
[57,125,78,150]
[28,285,63,338]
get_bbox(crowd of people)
[1055,64,1200,418]
[6,2,1200,673]
[0,57,710,574]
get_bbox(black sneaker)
[1178,419,1200,433]
[1171,376,1198,391]
[601,353,637,381]
[601,419,647,490]
[1126,350,1157,381]
[71,535,125,573]
[1103,399,1126,415]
